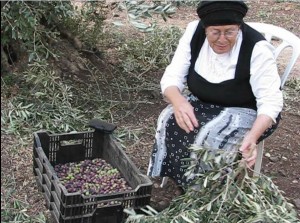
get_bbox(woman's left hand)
[239,114,273,168]
[239,141,257,168]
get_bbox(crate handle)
[89,119,117,134]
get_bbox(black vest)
[187,22,265,110]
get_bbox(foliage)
[1,1,76,62]
[1,24,181,137]
[112,0,177,32]
[119,26,182,73]
[0,0,180,69]
[1,167,47,223]
[125,146,299,223]
[61,1,108,50]
[1,62,90,135]
[172,0,201,7]
[285,77,300,92]
[1,0,179,138]
[110,0,202,33]
[0,0,178,67]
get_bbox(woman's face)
[205,25,240,54]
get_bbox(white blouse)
[161,20,283,122]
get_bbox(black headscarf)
[197,0,248,27]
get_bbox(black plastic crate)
[33,120,152,223]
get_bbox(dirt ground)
[1,0,299,222]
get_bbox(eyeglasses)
[206,29,240,39]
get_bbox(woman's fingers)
[240,143,257,168]
[173,100,199,133]
[187,110,199,128]
[181,112,195,133]
[175,112,191,133]
[175,110,197,133]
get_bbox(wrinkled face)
[205,25,240,54]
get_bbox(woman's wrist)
[164,86,185,106]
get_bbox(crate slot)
[34,168,43,184]
[43,173,52,191]
[43,184,51,201]
[43,185,51,208]
[35,176,43,192]
[60,139,83,146]
[35,158,44,173]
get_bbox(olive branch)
[125,146,299,223]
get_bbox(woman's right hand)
[164,86,198,133]
[173,96,199,133]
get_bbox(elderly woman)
[147,0,283,188]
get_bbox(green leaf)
[28,53,35,62]
[203,176,208,188]
[203,150,208,161]
[206,202,212,211]
[212,172,221,181]
[154,6,163,11]
[162,4,172,12]
[181,215,194,223]
[214,155,222,164]
[128,13,138,19]
[234,197,240,205]
[130,21,148,29]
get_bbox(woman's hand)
[239,141,257,168]
[173,97,199,133]
[163,86,199,133]
[239,114,273,168]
